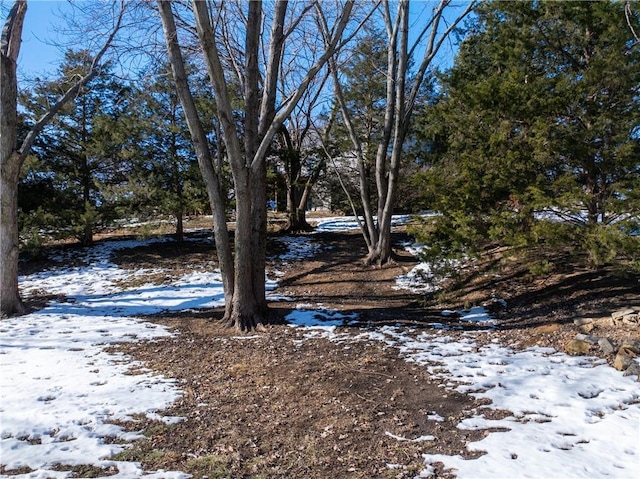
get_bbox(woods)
[2,0,639,323]
[2,2,640,476]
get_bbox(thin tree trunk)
[328,58,377,251]
[158,0,235,318]
[330,0,475,266]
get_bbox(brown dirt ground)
[11,224,640,478]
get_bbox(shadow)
[35,282,226,319]
[493,267,640,330]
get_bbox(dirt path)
[272,231,444,326]
[106,231,495,478]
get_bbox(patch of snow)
[273,235,326,262]
[385,431,435,442]
[375,329,640,479]
[459,306,496,326]
[286,304,357,330]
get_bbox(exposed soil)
[13,225,640,478]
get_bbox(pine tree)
[415,0,640,266]
[19,50,129,246]
[105,64,212,240]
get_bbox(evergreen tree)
[19,50,129,246]
[415,0,640,267]
[105,64,212,240]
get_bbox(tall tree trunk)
[245,1,268,324]
[250,159,268,315]
[158,0,235,318]
[190,0,266,331]
[191,0,354,330]
[0,153,25,315]
[1,1,27,316]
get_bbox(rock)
[623,361,640,381]
[565,339,592,355]
[580,323,596,333]
[594,317,614,328]
[620,339,640,354]
[575,333,599,344]
[622,313,640,324]
[613,346,637,371]
[534,324,560,334]
[573,318,593,326]
[597,337,616,355]
[612,308,636,320]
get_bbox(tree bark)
[158,0,235,317]
[1,1,27,316]
[190,0,264,331]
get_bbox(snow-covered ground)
[2,217,639,478]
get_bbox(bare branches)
[626,0,639,46]
[406,0,477,122]
[251,0,355,170]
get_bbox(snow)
[402,334,640,479]
[313,214,416,233]
[2,219,639,478]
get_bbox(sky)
[2,0,70,78]
[1,216,639,478]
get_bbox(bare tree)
[1,0,126,316]
[158,0,356,331]
[275,70,333,232]
[328,0,475,265]
[626,0,639,47]
[1,0,28,316]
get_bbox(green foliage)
[103,62,216,234]
[527,258,555,277]
[412,0,640,267]
[18,55,218,244]
[19,50,128,244]
[582,223,640,268]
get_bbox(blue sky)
[5,0,70,78]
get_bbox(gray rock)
[612,308,636,320]
[623,361,640,381]
[597,337,616,355]
[575,333,599,344]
